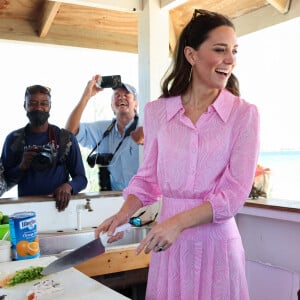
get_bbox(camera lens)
[31,152,53,171]
[87,154,97,168]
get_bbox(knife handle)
[100,223,132,246]
[114,223,132,233]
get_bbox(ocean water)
[258,151,300,201]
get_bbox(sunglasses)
[185,9,226,47]
[129,211,158,227]
[191,9,220,20]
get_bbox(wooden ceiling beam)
[160,0,188,10]
[0,17,137,53]
[169,15,177,54]
[267,0,291,14]
[48,0,141,12]
[39,1,61,38]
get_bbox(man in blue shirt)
[66,74,144,191]
[1,85,87,211]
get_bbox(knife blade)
[41,223,132,276]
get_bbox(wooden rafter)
[0,0,298,53]
[160,0,188,10]
[47,0,141,12]
[169,16,177,54]
[267,0,291,14]
[39,1,62,38]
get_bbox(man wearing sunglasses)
[1,85,87,211]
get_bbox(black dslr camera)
[86,153,113,191]
[86,153,113,168]
[28,145,57,171]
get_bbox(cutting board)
[0,256,129,300]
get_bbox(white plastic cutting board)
[0,256,129,300]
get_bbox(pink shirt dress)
[123,88,260,300]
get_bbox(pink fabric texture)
[123,89,260,300]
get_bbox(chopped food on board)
[26,279,63,300]
[0,266,44,288]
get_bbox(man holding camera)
[65,74,144,191]
[1,85,87,211]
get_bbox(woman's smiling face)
[191,25,238,90]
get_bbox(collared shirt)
[124,88,260,223]
[77,118,139,190]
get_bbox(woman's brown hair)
[161,9,240,98]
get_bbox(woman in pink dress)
[95,9,259,300]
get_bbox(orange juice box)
[9,211,40,260]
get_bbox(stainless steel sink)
[39,226,151,256]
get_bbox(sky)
[234,16,300,151]
[0,41,139,197]
[0,41,139,148]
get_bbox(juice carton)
[9,211,40,260]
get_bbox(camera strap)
[112,114,138,156]
[87,119,116,157]
[87,114,138,159]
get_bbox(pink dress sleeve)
[208,104,260,223]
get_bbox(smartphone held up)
[96,75,121,89]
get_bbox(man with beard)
[0,85,87,211]
[66,74,144,191]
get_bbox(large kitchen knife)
[41,223,132,276]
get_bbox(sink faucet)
[85,198,93,212]
[76,199,93,230]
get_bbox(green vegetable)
[8,266,44,286]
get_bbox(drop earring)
[188,66,193,82]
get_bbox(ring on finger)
[156,245,164,252]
